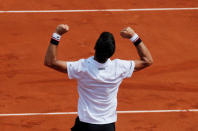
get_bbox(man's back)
[67,56,135,124]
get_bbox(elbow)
[144,58,154,67]
[44,61,51,67]
[148,59,154,66]
[135,58,153,72]
[44,60,55,67]
[44,61,50,67]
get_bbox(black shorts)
[71,117,115,131]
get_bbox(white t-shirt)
[67,56,135,124]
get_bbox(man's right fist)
[120,27,136,39]
[56,24,69,35]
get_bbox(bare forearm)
[44,43,57,66]
[135,42,153,65]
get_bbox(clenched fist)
[56,24,69,35]
[120,27,136,39]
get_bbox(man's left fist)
[56,24,69,35]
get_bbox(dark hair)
[94,32,115,63]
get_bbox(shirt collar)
[89,56,111,68]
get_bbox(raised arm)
[120,27,153,72]
[44,24,69,73]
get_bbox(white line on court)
[0,7,198,13]
[0,109,198,117]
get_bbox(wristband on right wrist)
[130,33,142,46]
[50,32,61,45]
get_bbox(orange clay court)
[0,0,198,131]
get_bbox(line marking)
[0,7,198,13]
[0,109,198,117]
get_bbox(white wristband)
[52,33,61,41]
[130,33,139,43]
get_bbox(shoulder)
[112,59,134,64]
[112,59,135,69]
[67,58,86,70]
[112,59,135,78]
[68,58,86,64]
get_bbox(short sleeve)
[116,59,135,78]
[66,59,84,79]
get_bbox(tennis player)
[44,24,153,131]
